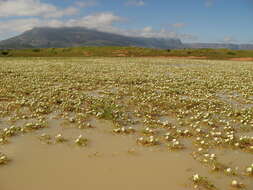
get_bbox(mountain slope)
[0,27,183,49]
[1,27,252,50]
[185,43,253,50]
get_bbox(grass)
[0,46,253,60]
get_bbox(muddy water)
[0,137,196,190]
[0,118,196,190]
[0,117,252,190]
[0,115,253,190]
[214,148,253,169]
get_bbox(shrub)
[32,49,41,52]
[1,51,9,56]
[227,51,236,55]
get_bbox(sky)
[0,0,252,43]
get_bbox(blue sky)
[0,0,252,43]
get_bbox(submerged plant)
[74,135,88,146]
[231,180,245,188]
[245,163,253,176]
[167,139,185,150]
[191,174,217,190]
[55,134,67,143]
[113,126,135,134]
[136,136,159,146]
[0,153,9,165]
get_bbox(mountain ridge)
[0,27,183,50]
[184,43,253,50]
[0,27,252,50]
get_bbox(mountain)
[185,43,253,50]
[0,27,252,50]
[0,27,183,49]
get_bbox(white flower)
[231,180,238,187]
[226,168,232,174]
[55,134,66,142]
[192,174,200,182]
[246,167,252,174]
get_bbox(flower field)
[0,57,252,190]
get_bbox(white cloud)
[119,27,197,41]
[142,26,153,32]
[125,0,145,6]
[0,0,78,18]
[222,36,237,43]
[75,0,98,8]
[0,18,39,34]
[0,12,196,42]
[0,18,66,39]
[44,7,79,18]
[0,0,197,42]
[65,12,124,28]
[0,12,124,39]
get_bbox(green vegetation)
[0,46,253,60]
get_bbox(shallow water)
[0,118,197,190]
[0,116,252,190]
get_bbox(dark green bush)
[227,51,236,55]
[1,51,9,56]
[32,49,41,52]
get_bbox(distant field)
[0,57,253,190]
[0,46,253,60]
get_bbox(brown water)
[1,117,252,190]
[0,118,196,190]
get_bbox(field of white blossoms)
[0,57,252,190]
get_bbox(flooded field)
[0,57,253,190]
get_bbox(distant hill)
[0,27,183,49]
[0,27,252,50]
[185,43,253,50]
